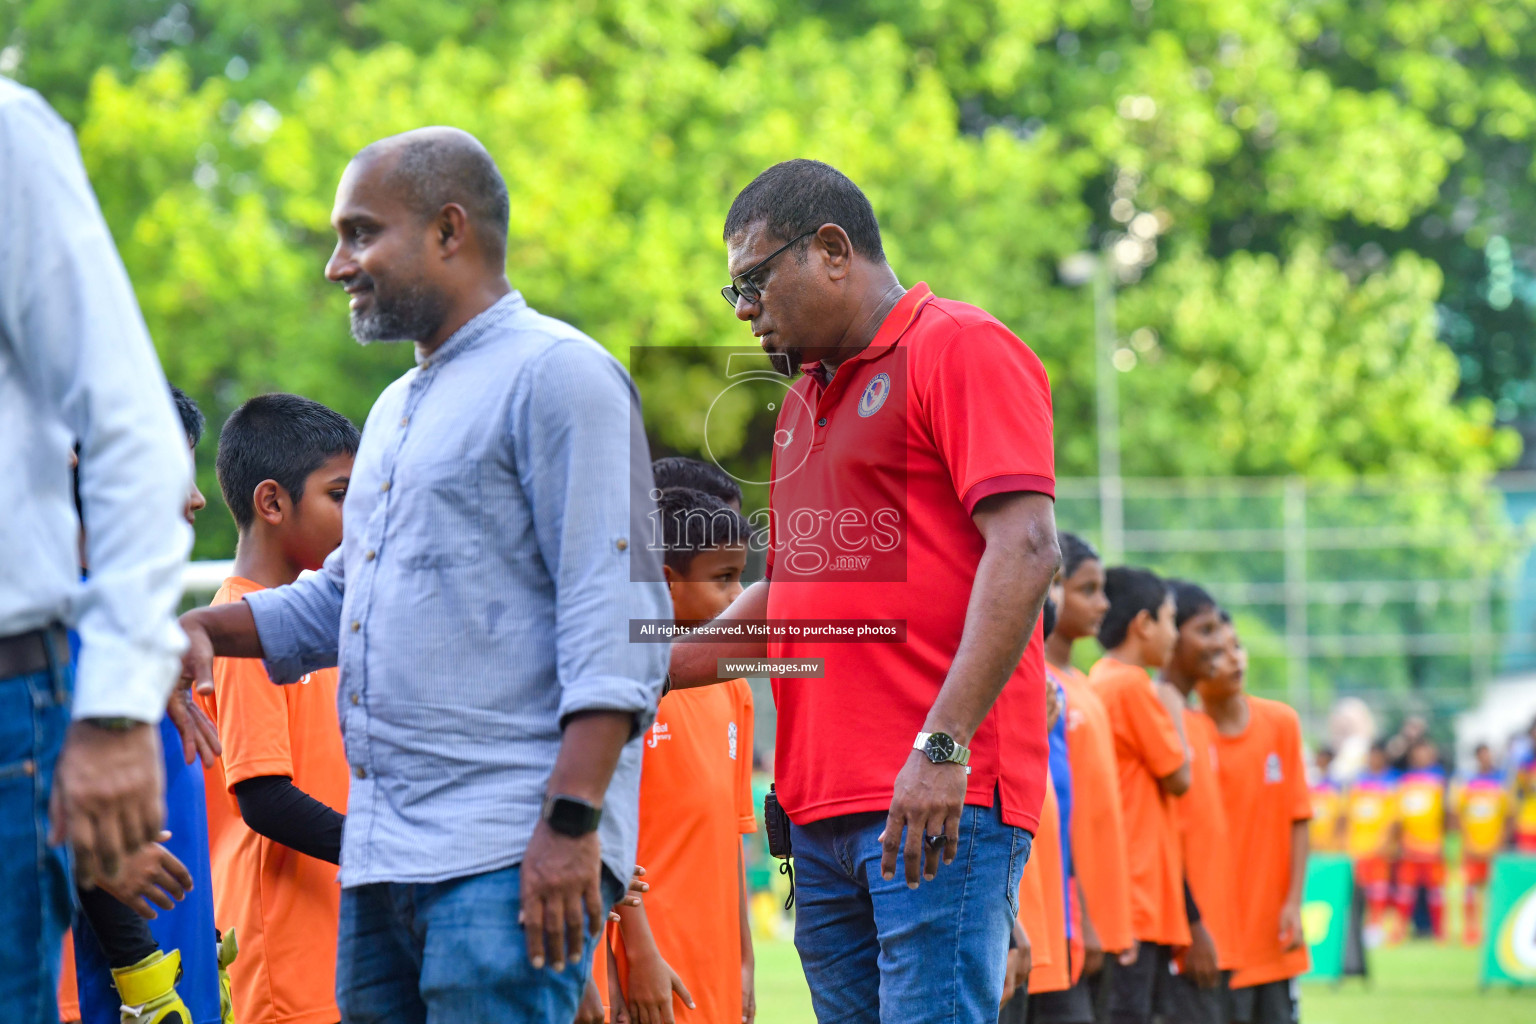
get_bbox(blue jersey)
[70,630,221,1022]
[1047,675,1074,938]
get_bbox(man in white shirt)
[0,77,195,1018]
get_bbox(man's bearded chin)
[349,277,449,345]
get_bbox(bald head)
[354,127,510,268]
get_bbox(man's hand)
[880,749,967,887]
[741,957,756,1024]
[1119,937,1141,967]
[1186,920,1220,989]
[50,720,164,884]
[519,821,605,972]
[1001,920,1031,1006]
[95,832,193,919]
[1081,909,1105,977]
[178,611,219,697]
[1278,898,1304,951]
[625,949,694,1024]
[575,977,606,1024]
[165,688,221,767]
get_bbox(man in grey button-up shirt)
[179,128,669,1023]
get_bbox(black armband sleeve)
[1184,880,1202,925]
[233,774,345,865]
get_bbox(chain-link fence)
[1057,473,1536,734]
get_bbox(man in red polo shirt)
[670,159,1059,1023]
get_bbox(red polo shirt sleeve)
[918,321,1055,513]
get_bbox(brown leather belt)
[0,626,69,680]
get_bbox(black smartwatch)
[541,794,603,837]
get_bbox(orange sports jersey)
[1309,779,1346,852]
[1015,826,1053,977]
[1180,710,1239,970]
[1211,696,1311,988]
[1397,768,1447,859]
[1456,774,1509,858]
[1090,658,1190,947]
[58,935,78,1022]
[1345,774,1398,859]
[1018,766,1068,994]
[1058,666,1135,954]
[612,679,755,1023]
[195,577,349,1024]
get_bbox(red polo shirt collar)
[800,283,936,382]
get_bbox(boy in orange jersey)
[1346,743,1399,945]
[608,485,756,1024]
[1309,747,1346,853]
[1045,535,1136,1012]
[1089,567,1189,1024]
[1196,623,1310,1024]
[1001,676,1070,1024]
[1162,582,1236,1024]
[1394,738,1449,940]
[1455,742,1510,945]
[194,394,359,1024]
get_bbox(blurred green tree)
[3,0,1523,565]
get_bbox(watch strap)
[541,794,603,837]
[914,731,972,767]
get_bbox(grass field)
[751,937,1536,1023]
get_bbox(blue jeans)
[790,802,1030,1024]
[0,660,74,1024]
[336,863,624,1023]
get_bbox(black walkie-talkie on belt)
[763,784,795,909]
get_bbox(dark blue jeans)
[336,863,624,1023]
[790,802,1031,1024]
[0,660,73,1023]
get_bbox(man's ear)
[252,479,285,526]
[435,203,470,259]
[815,223,855,281]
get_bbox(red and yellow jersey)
[1397,768,1447,859]
[1456,773,1509,858]
[1511,753,1536,846]
[1309,779,1346,853]
[1345,773,1398,859]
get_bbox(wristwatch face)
[924,732,957,763]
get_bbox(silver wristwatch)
[914,731,971,767]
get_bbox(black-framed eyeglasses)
[720,230,817,308]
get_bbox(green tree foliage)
[2,1,1524,564]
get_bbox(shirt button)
[350,693,360,706]
[399,416,409,427]
[354,765,367,779]
[365,549,376,561]
[380,481,391,493]
[616,538,628,551]
[817,417,827,427]
[350,621,361,632]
